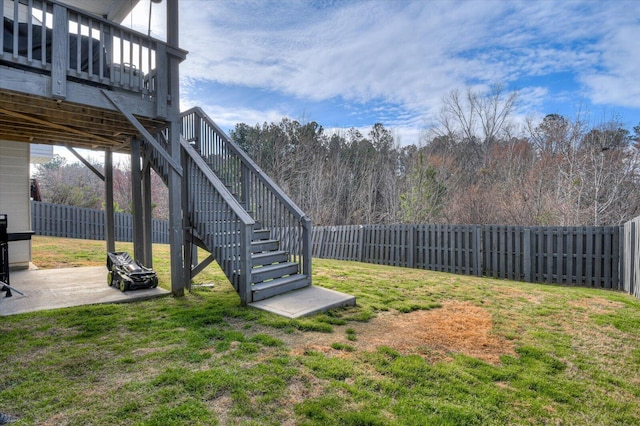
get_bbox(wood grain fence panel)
[337,227,345,259]
[481,226,489,276]
[407,225,415,269]
[556,228,564,285]
[576,228,584,286]
[387,225,394,265]
[613,226,621,290]
[417,225,426,269]
[603,228,612,289]
[389,226,396,266]
[595,228,603,288]
[337,226,346,260]
[417,225,428,270]
[493,226,501,278]
[366,225,374,264]
[499,226,506,279]
[399,225,407,267]
[631,219,640,296]
[377,225,383,265]
[566,228,574,285]
[508,226,517,281]
[383,225,390,265]
[635,218,640,298]
[445,225,450,272]
[346,226,359,261]
[588,227,596,287]
[426,225,433,270]
[381,226,388,265]
[435,225,442,271]
[621,222,631,293]
[364,225,371,263]
[545,227,553,283]
[442,225,449,272]
[414,225,423,269]
[362,225,371,263]
[456,226,463,274]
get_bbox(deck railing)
[1,0,174,106]
[180,107,313,280]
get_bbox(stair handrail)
[181,107,312,278]
[181,107,308,221]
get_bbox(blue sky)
[128,0,640,146]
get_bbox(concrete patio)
[0,265,170,316]
[0,263,356,318]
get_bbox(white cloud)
[144,0,640,145]
[580,24,640,108]
[180,96,288,134]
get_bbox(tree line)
[33,155,170,220]
[34,86,640,227]
[231,86,640,226]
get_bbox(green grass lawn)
[1,236,639,425]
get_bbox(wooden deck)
[0,0,186,151]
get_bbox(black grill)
[1,214,32,297]
[1,214,10,296]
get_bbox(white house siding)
[0,140,31,268]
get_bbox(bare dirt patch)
[268,301,515,364]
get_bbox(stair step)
[251,240,279,253]
[251,274,311,302]
[252,262,299,283]
[252,229,271,241]
[252,250,289,266]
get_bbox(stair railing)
[181,107,312,280]
[146,131,255,304]
[180,138,255,304]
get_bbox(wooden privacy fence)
[31,201,169,244]
[31,200,640,297]
[312,224,622,290]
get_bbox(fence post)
[630,221,636,296]
[523,227,532,282]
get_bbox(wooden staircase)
[146,108,312,304]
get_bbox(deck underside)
[0,88,166,152]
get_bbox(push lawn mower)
[107,252,158,292]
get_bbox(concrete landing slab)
[249,285,356,318]
[0,266,170,316]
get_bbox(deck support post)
[167,123,184,296]
[166,0,185,296]
[131,138,144,263]
[105,148,115,253]
[142,148,153,268]
[181,137,192,291]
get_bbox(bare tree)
[34,155,103,209]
